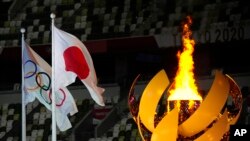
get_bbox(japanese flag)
[53,25,105,106]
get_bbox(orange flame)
[168,16,202,106]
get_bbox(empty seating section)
[0,100,39,141]
[0,0,154,46]
[88,113,142,141]
[0,0,249,47]
[0,98,93,141]
[138,0,250,37]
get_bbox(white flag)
[22,40,78,131]
[53,25,105,106]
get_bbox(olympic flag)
[52,24,105,106]
[22,36,78,131]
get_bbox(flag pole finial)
[20,28,26,34]
[50,13,56,19]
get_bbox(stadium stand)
[1,0,250,46]
[1,0,250,141]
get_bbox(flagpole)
[21,28,27,141]
[50,13,57,141]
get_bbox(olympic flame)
[128,15,242,141]
[168,16,202,109]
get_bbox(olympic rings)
[24,59,66,107]
[25,71,42,91]
[40,88,66,106]
[49,89,66,106]
[36,72,51,91]
[40,85,51,104]
[24,60,37,79]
